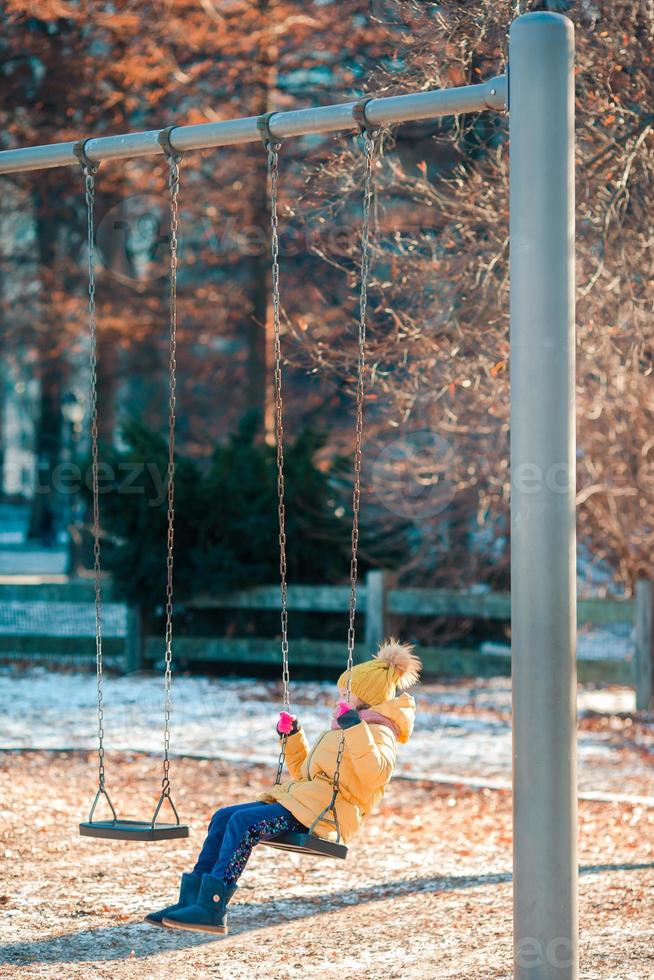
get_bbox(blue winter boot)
[163,873,237,935]
[144,872,201,927]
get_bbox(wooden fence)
[138,571,653,709]
[1,573,652,708]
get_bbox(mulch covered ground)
[1,751,652,979]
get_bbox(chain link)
[343,130,375,705]
[264,134,293,785]
[161,149,181,795]
[264,126,376,806]
[309,130,377,835]
[76,142,120,823]
[332,129,376,805]
[80,163,108,793]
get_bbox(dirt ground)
[0,751,652,980]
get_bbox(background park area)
[1,1,653,977]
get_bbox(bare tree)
[294,0,654,595]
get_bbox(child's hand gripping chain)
[276,711,298,736]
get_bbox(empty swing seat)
[79,819,190,842]
[261,830,347,860]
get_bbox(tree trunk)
[28,189,67,541]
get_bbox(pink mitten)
[277,710,297,735]
[334,700,351,718]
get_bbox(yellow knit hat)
[337,638,421,706]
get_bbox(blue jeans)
[192,801,305,886]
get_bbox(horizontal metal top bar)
[0,76,506,176]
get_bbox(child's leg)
[193,802,263,876]
[211,802,303,886]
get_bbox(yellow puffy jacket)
[258,692,416,843]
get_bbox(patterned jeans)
[193,801,305,886]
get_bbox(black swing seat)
[79,819,190,842]
[261,830,347,860]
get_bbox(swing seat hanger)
[158,125,183,163]
[257,111,282,152]
[352,97,379,139]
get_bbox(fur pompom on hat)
[337,638,421,707]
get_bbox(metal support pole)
[510,13,577,980]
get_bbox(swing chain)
[261,111,376,805]
[310,126,377,841]
[268,136,290,715]
[344,125,376,708]
[159,131,182,798]
[259,117,291,785]
[75,140,109,801]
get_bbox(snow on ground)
[0,666,651,798]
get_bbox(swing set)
[0,13,578,978]
[72,109,373,860]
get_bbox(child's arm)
[275,713,311,780]
[283,728,310,780]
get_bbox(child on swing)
[145,639,421,934]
